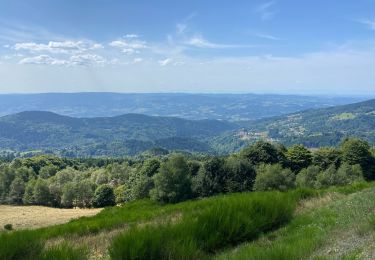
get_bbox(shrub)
[296,165,320,188]
[92,184,116,207]
[4,224,13,231]
[316,164,339,188]
[336,163,364,185]
[253,164,295,191]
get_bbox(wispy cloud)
[185,35,255,49]
[109,36,147,55]
[358,19,375,31]
[254,33,281,41]
[255,1,278,21]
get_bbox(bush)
[4,224,13,231]
[92,184,116,207]
[296,165,320,188]
[253,164,295,191]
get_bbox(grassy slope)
[1,182,374,260]
[217,185,375,259]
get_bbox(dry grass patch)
[0,205,102,230]
[294,192,344,215]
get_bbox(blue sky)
[0,0,375,95]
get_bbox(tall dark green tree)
[150,155,192,203]
[192,157,226,197]
[240,141,280,165]
[340,138,374,180]
[286,144,312,173]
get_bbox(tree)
[296,165,320,188]
[253,164,295,191]
[150,155,192,203]
[39,165,59,179]
[312,147,341,170]
[92,184,116,207]
[316,165,339,188]
[9,177,25,204]
[240,141,280,165]
[224,156,256,192]
[23,178,36,205]
[33,179,52,206]
[286,144,312,173]
[192,157,226,197]
[340,138,374,180]
[336,163,364,185]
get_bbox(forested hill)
[0,111,237,156]
[234,99,375,147]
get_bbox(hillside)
[0,111,236,156]
[229,99,375,148]
[0,93,365,121]
[1,184,374,259]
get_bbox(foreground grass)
[217,184,375,259]
[0,182,374,260]
[109,191,301,259]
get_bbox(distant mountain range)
[0,93,366,121]
[228,99,375,148]
[0,98,373,157]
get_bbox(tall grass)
[109,191,298,259]
[39,243,88,260]
[0,230,43,260]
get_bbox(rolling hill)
[0,111,237,156]
[0,93,365,121]
[232,98,375,147]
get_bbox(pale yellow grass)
[0,205,102,230]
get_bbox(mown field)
[1,182,374,260]
[0,205,102,230]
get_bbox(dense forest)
[1,138,374,208]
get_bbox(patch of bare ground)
[312,228,375,259]
[295,192,344,215]
[0,205,102,230]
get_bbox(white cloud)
[69,54,107,66]
[19,53,107,66]
[19,55,68,65]
[125,34,139,38]
[255,1,277,21]
[132,58,143,64]
[254,33,281,41]
[122,48,136,55]
[109,39,147,49]
[158,58,173,66]
[185,35,254,49]
[358,19,375,31]
[13,40,100,54]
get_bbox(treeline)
[0,138,374,208]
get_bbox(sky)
[0,0,375,95]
